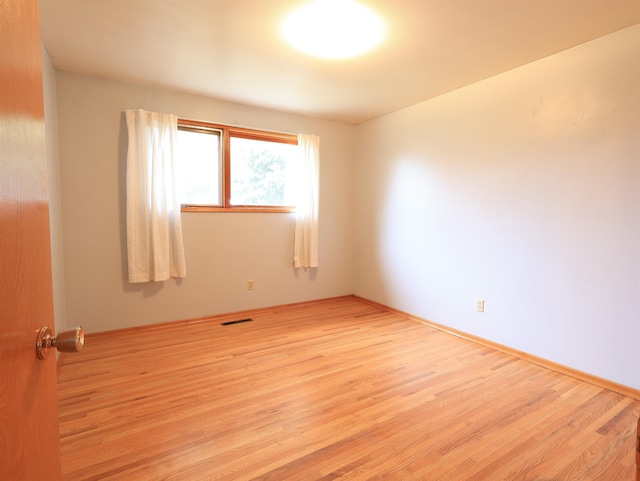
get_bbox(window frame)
[178,118,298,213]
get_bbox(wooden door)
[0,0,62,479]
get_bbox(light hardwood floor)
[58,296,639,480]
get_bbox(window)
[176,125,222,206]
[176,119,298,212]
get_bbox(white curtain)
[125,109,186,282]
[294,134,320,268]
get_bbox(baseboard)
[56,352,65,376]
[354,296,640,401]
[65,294,640,401]
[84,295,355,341]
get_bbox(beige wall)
[42,42,67,337]
[354,25,640,389]
[56,74,354,333]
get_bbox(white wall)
[354,25,640,389]
[56,73,354,333]
[42,42,67,338]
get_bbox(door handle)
[36,326,84,360]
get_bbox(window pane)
[176,128,222,205]
[230,137,297,206]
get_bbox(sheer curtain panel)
[294,134,320,268]
[125,109,186,282]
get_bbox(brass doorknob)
[36,326,84,360]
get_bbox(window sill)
[181,205,295,213]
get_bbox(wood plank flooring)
[58,296,640,480]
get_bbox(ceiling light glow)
[282,0,385,59]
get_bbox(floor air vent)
[221,318,253,326]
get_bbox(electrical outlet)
[476,299,485,313]
[247,280,254,291]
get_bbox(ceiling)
[39,0,640,124]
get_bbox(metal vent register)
[220,318,253,326]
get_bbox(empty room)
[2,0,639,480]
